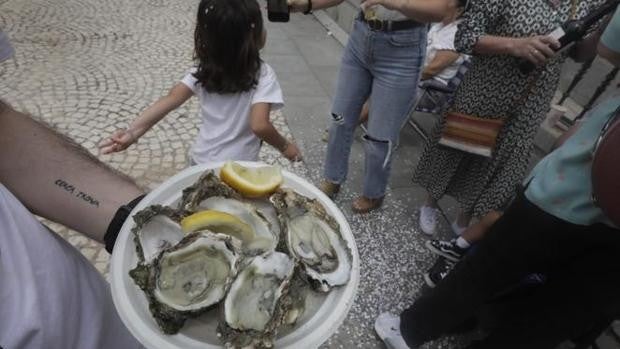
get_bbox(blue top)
[602,7,620,52]
[525,8,620,226]
[525,97,620,226]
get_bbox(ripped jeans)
[324,18,426,199]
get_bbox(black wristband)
[303,0,312,14]
[104,194,146,254]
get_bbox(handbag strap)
[593,105,620,155]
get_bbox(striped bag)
[438,112,505,157]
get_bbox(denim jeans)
[324,18,426,199]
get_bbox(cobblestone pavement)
[0,0,304,276]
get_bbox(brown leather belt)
[358,11,423,31]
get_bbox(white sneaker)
[451,221,467,236]
[419,205,438,236]
[374,312,413,349]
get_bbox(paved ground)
[1,0,618,348]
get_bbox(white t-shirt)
[424,21,467,85]
[0,184,142,349]
[181,63,284,165]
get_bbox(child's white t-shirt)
[181,63,284,165]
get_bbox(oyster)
[272,189,352,292]
[130,231,242,334]
[218,251,295,349]
[131,205,185,264]
[179,171,279,254]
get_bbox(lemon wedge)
[181,210,255,243]
[219,161,283,198]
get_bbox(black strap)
[104,194,146,254]
[303,0,312,15]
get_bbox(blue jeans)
[324,18,426,199]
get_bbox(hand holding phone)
[268,0,290,22]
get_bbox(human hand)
[281,141,302,162]
[99,128,137,154]
[509,35,561,66]
[361,0,404,12]
[287,0,309,13]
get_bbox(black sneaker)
[425,239,466,262]
[424,257,456,288]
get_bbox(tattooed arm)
[0,100,144,243]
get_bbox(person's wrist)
[104,194,146,254]
[505,37,521,56]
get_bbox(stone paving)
[2,0,617,349]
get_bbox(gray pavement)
[1,0,618,348]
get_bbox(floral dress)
[413,0,605,217]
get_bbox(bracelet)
[303,0,312,14]
[104,194,146,254]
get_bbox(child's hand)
[282,141,302,162]
[99,128,137,154]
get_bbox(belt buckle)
[367,19,384,31]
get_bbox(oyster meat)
[131,205,185,264]
[272,189,352,292]
[218,251,295,348]
[180,172,279,254]
[130,231,242,334]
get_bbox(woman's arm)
[288,0,344,12]
[249,103,301,161]
[361,0,448,23]
[422,50,460,80]
[0,101,144,243]
[473,35,560,65]
[100,83,193,153]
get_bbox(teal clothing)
[601,7,620,52]
[525,97,620,227]
[525,8,620,227]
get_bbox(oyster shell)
[179,171,279,254]
[271,189,352,292]
[130,231,242,334]
[218,252,295,348]
[131,205,185,264]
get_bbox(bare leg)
[461,210,503,244]
[456,210,472,228]
[425,193,439,208]
[359,100,370,125]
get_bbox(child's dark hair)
[193,0,263,94]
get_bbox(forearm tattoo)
[54,179,100,207]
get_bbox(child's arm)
[250,103,301,161]
[100,83,193,154]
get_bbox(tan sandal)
[319,180,340,199]
[352,196,384,214]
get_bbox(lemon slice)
[220,161,283,198]
[181,210,255,244]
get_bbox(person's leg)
[358,26,426,204]
[323,19,373,191]
[399,194,575,347]
[461,210,502,243]
[359,100,370,125]
[472,232,620,349]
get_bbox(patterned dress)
[413,0,604,218]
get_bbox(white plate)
[110,161,360,349]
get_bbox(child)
[100,0,301,164]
